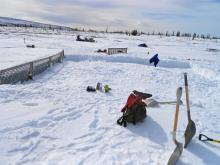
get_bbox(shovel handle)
[159,101,176,104]
[184,73,191,121]
[184,73,188,86]
[199,134,210,141]
[199,134,220,143]
[159,100,183,104]
[173,101,180,132]
[173,87,182,132]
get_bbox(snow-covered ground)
[0,27,220,165]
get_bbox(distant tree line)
[145,31,219,40]
[0,23,219,40]
[72,27,219,40]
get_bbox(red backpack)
[117,91,152,127]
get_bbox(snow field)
[0,29,220,164]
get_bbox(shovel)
[184,73,196,148]
[167,87,183,165]
[143,98,183,107]
[199,134,220,143]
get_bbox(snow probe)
[167,87,183,165]
[184,73,196,148]
[199,134,220,143]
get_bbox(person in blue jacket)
[149,54,159,67]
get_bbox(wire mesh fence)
[0,50,64,85]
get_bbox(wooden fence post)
[62,50,64,57]
[28,62,34,79]
[59,50,65,62]
[58,52,62,63]
[49,57,53,67]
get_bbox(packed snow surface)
[0,27,220,165]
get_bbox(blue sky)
[0,0,220,36]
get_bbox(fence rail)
[0,50,64,85]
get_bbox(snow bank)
[66,54,191,69]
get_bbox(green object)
[104,85,111,93]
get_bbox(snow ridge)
[66,54,191,69]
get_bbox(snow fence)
[0,50,64,85]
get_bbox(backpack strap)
[132,114,136,125]
[117,116,127,127]
[117,113,136,127]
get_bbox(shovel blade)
[143,98,159,107]
[184,120,196,148]
[167,142,183,165]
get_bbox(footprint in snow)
[89,110,99,129]
[74,132,96,140]
[36,119,53,128]
[89,119,99,129]
[21,131,40,140]
[23,102,39,106]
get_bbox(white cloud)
[0,0,219,36]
